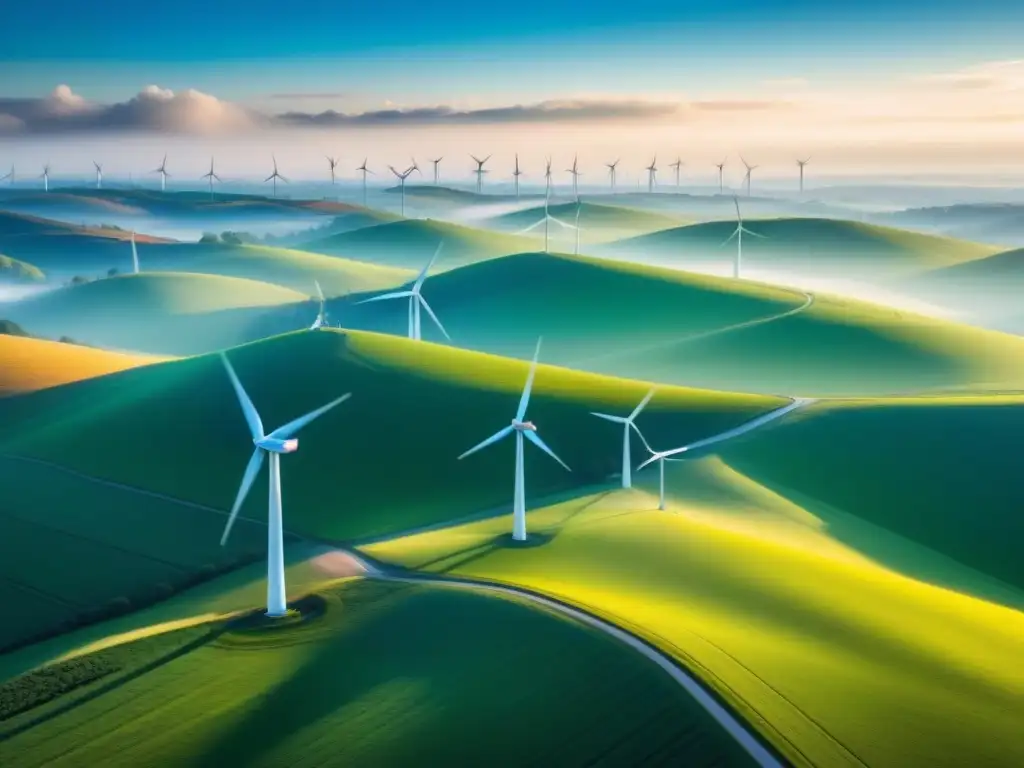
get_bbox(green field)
[0,329,782,544]
[483,201,686,242]
[365,418,1024,768]
[2,272,308,354]
[339,251,1024,396]
[0,254,45,283]
[299,218,538,270]
[0,578,754,767]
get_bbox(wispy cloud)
[264,92,349,101]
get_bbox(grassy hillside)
[604,217,999,278]
[138,241,412,296]
[0,255,44,283]
[3,272,307,355]
[366,460,1024,768]
[335,251,1024,396]
[0,334,169,396]
[268,208,403,246]
[484,200,685,242]
[0,578,753,767]
[299,218,538,270]
[0,329,783,544]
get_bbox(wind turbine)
[796,156,811,194]
[470,154,491,194]
[0,165,13,185]
[635,442,687,511]
[715,159,727,194]
[512,154,523,198]
[201,158,221,200]
[566,154,581,197]
[722,196,765,279]
[40,163,50,192]
[218,353,351,618]
[457,338,570,541]
[130,231,140,274]
[430,157,443,185]
[645,156,658,193]
[355,242,449,341]
[309,280,328,330]
[590,389,655,488]
[93,162,103,189]
[151,154,170,191]
[543,157,553,196]
[605,159,619,192]
[740,156,757,197]
[389,164,416,216]
[265,155,288,197]
[356,158,373,206]
[670,157,683,189]
[516,189,576,253]
[327,156,339,186]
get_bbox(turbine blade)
[629,388,656,421]
[548,216,576,230]
[721,229,739,246]
[264,174,274,182]
[414,241,443,290]
[355,290,413,304]
[418,295,450,340]
[516,218,546,234]
[314,279,324,302]
[524,430,570,471]
[220,353,264,440]
[280,175,290,183]
[638,446,688,470]
[268,393,352,440]
[516,338,543,421]
[629,421,655,455]
[590,412,628,424]
[458,425,514,460]
[742,227,767,239]
[221,448,265,545]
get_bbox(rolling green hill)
[483,200,685,242]
[367,396,1024,768]
[299,218,538,270]
[603,217,999,278]
[0,255,44,283]
[335,251,1024,396]
[0,578,752,767]
[3,272,307,355]
[268,208,404,246]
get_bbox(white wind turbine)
[590,389,655,488]
[566,154,581,197]
[389,163,416,216]
[309,280,328,330]
[130,231,140,274]
[470,154,491,194]
[516,188,576,253]
[635,441,688,511]
[512,154,523,198]
[457,338,570,541]
[151,154,170,191]
[93,161,103,189]
[219,353,351,617]
[327,156,339,186]
[40,163,51,192]
[722,196,765,278]
[605,159,619,192]
[715,159,727,194]
[797,156,811,194]
[201,157,222,200]
[355,242,449,341]
[430,157,443,185]
[670,157,683,189]
[645,156,658,192]
[356,158,373,206]
[543,156,553,196]
[265,155,288,197]
[740,156,757,196]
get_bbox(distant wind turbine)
[470,154,491,194]
[636,441,687,511]
[670,158,683,189]
[591,388,655,488]
[740,156,757,197]
[201,158,221,200]
[722,196,765,279]
[512,154,523,198]
[309,280,328,329]
[326,156,339,186]
[265,155,288,197]
[605,159,619,192]
[151,154,170,191]
[715,159,727,194]
[566,154,581,197]
[218,353,351,618]
[389,163,416,216]
[356,158,373,206]
[130,231,140,274]
[797,156,811,194]
[40,163,50,192]
[457,337,570,542]
[516,189,576,253]
[356,242,448,341]
[430,157,443,185]
[645,156,658,193]
[93,162,103,189]
[543,157,553,197]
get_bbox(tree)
[69,275,90,285]
[199,232,220,244]
[107,267,119,278]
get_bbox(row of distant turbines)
[1,153,814,199]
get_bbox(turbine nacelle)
[255,436,299,454]
[512,419,537,432]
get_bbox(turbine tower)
[355,242,449,341]
[356,159,373,206]
[327,156,339,186]
[606,159,619,192]
[797,156,811,194]
[457,338,570,541]
[722,196,765,279]
[645,156,658,193]
[740,156,757,197]
[265,155,288,198]
[93,162,103,189]
[470,154,491,194]
[430,157,443,185]
[130,231,140,274]
[574,192,582,255]
[715,159,727,194]
[389,164,416,216]
[309,280,328,330]
[590,389,655,488]
[566,154,581,197]
[636,443,687,511]
[670,158,683,189]
[201,158,221,200]
[512,154,523,198]
[40,163,50,192]
[219,353,351,618]
[516,190,576,253]
[151,154,170,191]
